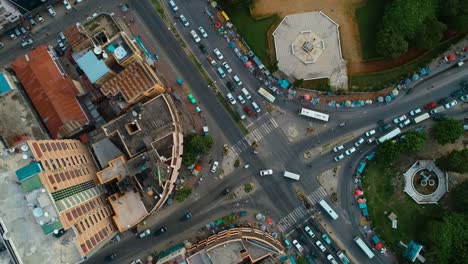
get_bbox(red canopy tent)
[448,54,456,61]
[354,190,364,196]
[375,243,383,250]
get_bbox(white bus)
[299,108,329,122]
[283,171,300,180]
[354,236,375,259]
[257,87,276,103]
[377,127,401,144]
[318,199,338,220]
[412,113,430,124]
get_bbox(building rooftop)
[11,45,88,139]
[100,61,164,104]
[76,50,110,83]
[91,138,124,168]
[64,24,94,53]
[109,191,147,230]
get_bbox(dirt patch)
[317,166,340,198]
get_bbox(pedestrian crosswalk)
[277,187,328,233]
[231,118,279,156]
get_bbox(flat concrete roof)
[110,191,147,229]
[0,155,81,264]
[207,240,244,264]
[273,11,348,88]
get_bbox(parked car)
[20,39,33,48]
[304,226,315,238]
[345,147,356,155]
[354,137,364,147]
[233,75,242,86]
[211,161,219,173]
[460,94,468,101]
[292,240,304,253]
[63,0,72,10]
[47,5,56,16]
[334,154,344,162]
[138,229,151,238]
[153,226,168,237]
[226,93,236,105]
[333,145,344,152]
[180,213,192,221]
[190,30,201,43]
[409,108,422,116]
[450,89,465,98]
[244,106,254,117]
[37,14,44,23]
[179,15,189,26]
[237,95,245,104]
[438,97,451,105]
[199,44,207,53]
[213,48,223,60]
[424,102,437,110]
[222,61,232,73]
[444,100,457,109]
[198,26,208,38]
[393,115,407,124]
[259,169,273,176]
[29,17,36,26]
[367,137,375,144]
[327,254,338,264]
[432,114,448,121]
[169,0,179,11]
[315,240,326,252]
[0,42,4,49]
[365,129,376,137]
[207,55,216,66]
[399,119,411,128]
[322,234,332,244]
[9,31,16,39]
[104,253,118,262]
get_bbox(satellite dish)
[33,207,43,217]
[21,145,29,152]
[102,52,109,59]
[44,212,49,217]
[93,46,102,55]
[53,229,59,234]
[22,154,29,160]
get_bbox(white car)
[292,239,303,253]
[315,240,326,252]
[190,30,201,43]
[365,129,376,137]
[393,115,407,124]
[333,145,344,153]
[179,15,189,27]
[20,39,34,48]
[169,0,179,11]
[198,26,208,38]
[259,169,273,176]
[138,229,151,238]
[327,254,338,264]
[334,154,344,162]
[37,15,44,23]
[399,119,411,128]
[47,5,56,17]
[305,226,315,238]
[222,62,232,73]
[345,147,356,155]
[63,0,72,10]
[409,108,422,116]
[213,48,223,60]
[354,137,364,147]
[226,93,236,105]
[237,95,245,104]
[444,100,457,109]
[210,161,219,173]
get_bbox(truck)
[377,127,401,144]
[354,236,375,259]
[412,113,430,124]
[283,171,300,180]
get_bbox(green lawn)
[355,0,390,60]
[361,161,444,255]
[223,5,277,65]
[302,78,330,92]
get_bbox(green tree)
[382,0,438,39]
[182,134,214,165]
[400,131,426,153]
[296,257,307,264]
[439,0,462,17]
[175,187,193,202]
[436,149,468,173]
[432,118,464,144]
[377,140,401,162]
[413,18,447,48]
[244,183,254,193]
[448,181,468,213]
[427,213,468,263]
[447,15,468,31]
[376,30,408,58]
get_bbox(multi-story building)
[16,139,118,259]
[11,45,89,139]
[0,0,20,33]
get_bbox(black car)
[104,253,117,262]
[222,188,230,195]
[226,81,234,91]
[153,226,168,237]
[450,89,465,98]
[180,213,192,221]
[199,44,207,53]
[438,97,450,105]
[405,87,413,94]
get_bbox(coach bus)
[299,108,329,122]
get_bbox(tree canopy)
[376,30,409,58]
[448,181,468,213]
[400,131,427,153]
[436,149,468,173]
[427,213,468,263]
[182,134,214,165]
[413,18,447,49]
[377,140,401,162]
[432,118,464,144]
[438,0,468,31]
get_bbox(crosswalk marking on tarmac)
[231,118,279,156]
[276,187,328,233]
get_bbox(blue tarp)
[253,56,263,66]
[76,51,110,83]
[359,202,367,209]
[277,79,290,89]
[0,73,12,95]
[16,162,42,181]
[361,207,369,217]
[404,240,423,262]
[367,152,376,161]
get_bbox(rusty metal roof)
[11,46,88,139]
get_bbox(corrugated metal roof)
[76,51,110,83]
[11,45,88,139]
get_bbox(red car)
[424,102,436,110]
[244,106,254,117]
